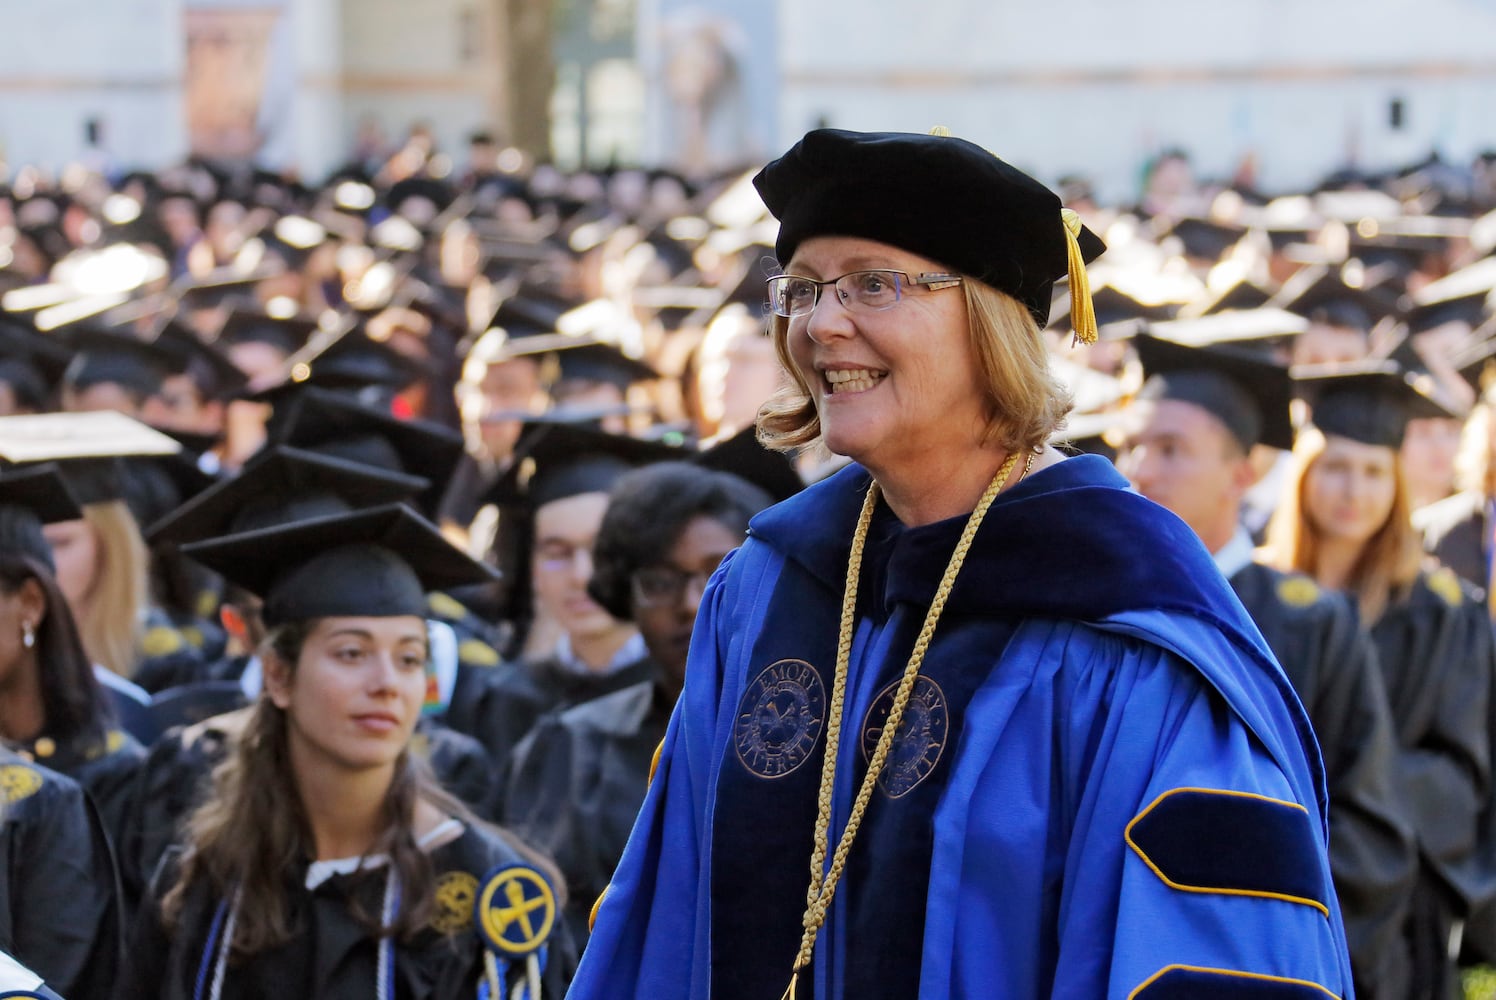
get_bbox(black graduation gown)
[7,726,144,857]
[443,662,550,791]
[520,653,655,716]
[0,750,122,1000]
[1367,568,1496,998]
[500,680,671,946]
[1415,489,1488,592]
[119,710,496,910]
[1229,561,1417,998]
[122,822,576,999]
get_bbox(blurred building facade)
[0,0,1492,198]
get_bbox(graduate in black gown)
[1263,362,1496,999]
[0,462,145,851]
[123,504,573,999]
[461,423,682,779]
[501,461,772,945]
[1117,335,1417,996]
[0,747,121,1000]
[0,466,126,999]
[122,447,500,905]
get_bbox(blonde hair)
[76,501,148,678]
[1453,399,1494,497]
[1262,426,1423,624]
[756,278,1072,456]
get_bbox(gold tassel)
[1061,208,1098,346]
[928,125,951,137]
[780,971,800,1000]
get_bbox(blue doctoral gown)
[569,456,1354,999]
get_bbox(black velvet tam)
[1134,333,1295,451]
[180,503,500,627]
[146,445,428,544]
[491,420,687,509]
[1294,362,1457,449]
[752,128,1105,325]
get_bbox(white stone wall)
[776,0,1496,200]
[0,0,187,173]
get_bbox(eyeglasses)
[765,269,963,319]
[631,561,722,608]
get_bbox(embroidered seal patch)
[0,764,43,805]
[734,658,826,779]
[431,870,479,934]
[861,675,949,798]
[475,864,556,957]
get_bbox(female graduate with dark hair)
[122,503,573,999]
[0,463,144,846]
[0,465,125,1000]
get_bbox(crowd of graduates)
[0,130,1495,997]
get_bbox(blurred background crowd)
[3,0,1496,996]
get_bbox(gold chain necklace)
[780,449,1026,1000]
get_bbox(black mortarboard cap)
[177,273,264,313]
[219,309,318,355]
[152,321,250,400]
[180,503,500,627]
[269,385,464,510]
[147,444,429,544]
[0,321,70,410]
[1295,361,1456,448]
[1401,259,1496,335]
[387,176,458,217]
[493,420,687,508]
[1133,332,1295,451]
[0,463,81,571]
[693,426,804,503]
[1159,216,1248,262]
[0,410,181,504]
[60,326,176,398]
[753,128,1105,326]
[1271,264,1395,331]
[284,328,425,392]
[553,341,658,393]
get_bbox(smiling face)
[783,236,988,477]
[268,615,428,773]
[1302,435,1400,548]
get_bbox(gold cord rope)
[780,450,1024,1000]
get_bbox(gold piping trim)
[1124,786,1329,918]
[1129,963,1340,999]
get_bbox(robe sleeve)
[918,619,1351,999]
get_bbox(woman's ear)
[262,647,295,710]
[18,577,47,631]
